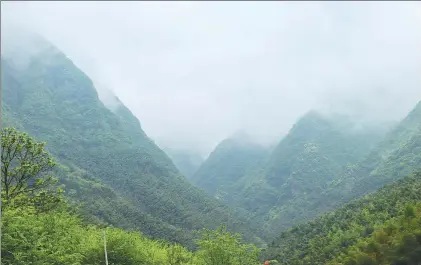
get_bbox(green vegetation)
[1,127,262,265]
[263,171,421,265]
[330,209,421,265]
[3,199,262,265]
[1,127,57,202]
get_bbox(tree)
[167,244,193,265]
[1,128,57,203]
[196,225,261,265]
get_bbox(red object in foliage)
[264,261,270,265]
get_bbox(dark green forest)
[263,172,421,265]
[2,28,421,265]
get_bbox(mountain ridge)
[264,100,421,232]
[1,30,266,247]
[191,109,395,233]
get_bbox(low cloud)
[2,1,421,155]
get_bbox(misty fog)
[2,1,421,156]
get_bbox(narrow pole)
[103,230,109,265]
[1,72,3,265]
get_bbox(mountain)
[190,112,386,234]
[208,112,382,225]
[1,29,266,247]
[258,112,386,229]
[265,101,421,233]
[190,132,270,205]
[263,170,421,265]
[163,148,204,179]
[325,100,421,206]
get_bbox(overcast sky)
[2,1,421,156]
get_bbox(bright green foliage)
[2,191,188,265]
[2,198,261,265]
[166,244,195,265]
[1,127,57,202]
[2,192,260,265]
[263,171,421,265]
[2,197,84,265]
[196,225,261,265]
[2,193,167,265]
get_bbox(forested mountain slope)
[331,100,421,198]
[259,112,382,217]
[263,171,421,265]
[1,30,265,247]
[265,100,421,234]
[191,134,269,204]
[190,111,388,235]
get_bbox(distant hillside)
[1,29,266,247]
[265,101,421,233]
[326,100,421,205]
[164,148,204,179]
[268,112,380,204]
[191,112,388,235]
[191,134,270,205]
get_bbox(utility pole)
[1,71,3,265]
[103,229,109,265]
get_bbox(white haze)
[2,1,421,156]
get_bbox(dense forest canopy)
[263,171,421,265]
